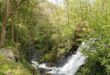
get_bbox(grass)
[0,54,33,75]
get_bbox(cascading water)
[32,39,94,75]
[46,42,87,75]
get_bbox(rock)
[0,48,15,61]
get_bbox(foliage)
[72,0,110,75]
[1,0,110,75]
[0,54,33,75]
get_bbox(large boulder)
[0,48,15,61]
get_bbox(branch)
[16,0,27,8]
[8,0,27,18]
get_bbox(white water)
[32,39,94,75]
[46,42,87,75]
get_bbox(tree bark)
[0,0,10,47]
[0,0,26,47]
[11,16,14,42]
[0,15,8,47]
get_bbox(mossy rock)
[0,50,34,75]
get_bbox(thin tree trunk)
[66,0,69,25]
[0,14,8,47]
[0,0,10,47]
[0,0,26,47]
[11,16,14,43]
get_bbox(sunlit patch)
[88,0,95,5]
[48,0,64,6]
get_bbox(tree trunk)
[0,0,26,47]
[0,0,10,47]
[11,16,14,43]
[0,14,8,47]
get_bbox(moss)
[41,50,57,63]
[0,54,33,75]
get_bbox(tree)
[0,0,27,47]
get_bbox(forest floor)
[0,48,36,75]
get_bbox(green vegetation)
[0,53,32,75]
[0,0,110,75]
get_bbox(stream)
[32,39,95,75]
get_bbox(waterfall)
[45,51,86,75]
[32,39,94,75]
